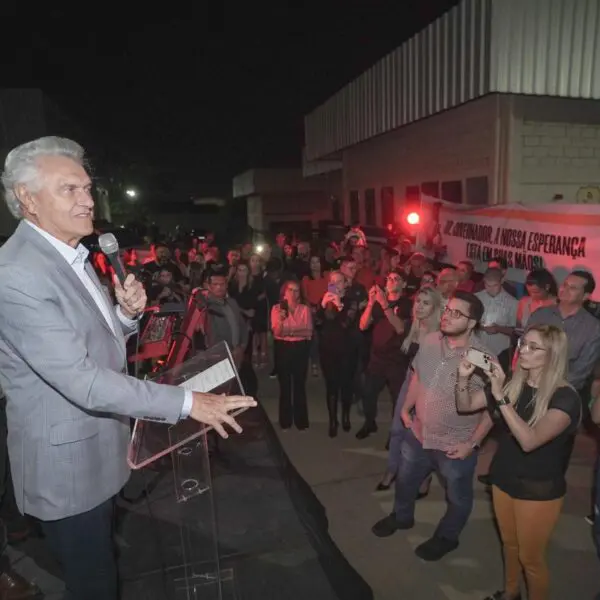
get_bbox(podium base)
[116,402,372,600]
[174,568,237,599]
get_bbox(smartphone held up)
[465,348,494,373]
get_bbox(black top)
[318,300,356,361]
[404,273,422,297]
[489,384,580,500]
[369,297,413,369]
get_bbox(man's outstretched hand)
[190,392,257,438]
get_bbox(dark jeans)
[394,429,477,542]
[387,371,413,473]
[275,340,310,429]
[362,361,406,426]
[39,497,118,600]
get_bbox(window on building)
[405,185,420,203]
[466,176,489,205]
[441,180,463,204]
[349,191,360,224]
[364,189,376,225]
[332,197,341,222]
[380,186,395,228]
[421,181,440,199]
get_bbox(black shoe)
[415,536,459,561]
[483,592,522,600]
[356,422,377,440]
[375,481,392,492]
[478,474,492,486]
[371,513,414,537]
[585,513,595,525]
[328,422,338,438]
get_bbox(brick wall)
[514,97,600,205]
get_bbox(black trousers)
[362,363,406,426]
[275,340,310,429]
[321,348,358,412]
[39,497,118,600]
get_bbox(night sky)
[6,0,458,198]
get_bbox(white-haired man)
[0,137,256,599]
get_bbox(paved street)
[259,371,600,600]
[8,368,600,600]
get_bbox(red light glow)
[406,212,420,226]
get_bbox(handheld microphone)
[98,233,127,285]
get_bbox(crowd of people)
[89,222,600,600]
[149,226,600,597]
[7,136,598,599]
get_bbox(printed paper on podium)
[127,341,246,470]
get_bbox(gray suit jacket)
[0,222,186,520]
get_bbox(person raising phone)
[457,324,580,600]
[356,270,412,439]
[318,270,356,436]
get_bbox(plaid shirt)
[412,332,494,451]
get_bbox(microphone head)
[98,233,119,256]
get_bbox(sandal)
[483,592,521,600]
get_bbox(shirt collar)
[25,220,89,266]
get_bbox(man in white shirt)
[0,137,256,599]
[475,268,518,371]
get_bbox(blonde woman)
[457,325,580,600]
[376,286,443,490]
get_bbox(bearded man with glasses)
[372,291,495,561]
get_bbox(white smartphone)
[466,348,494,372]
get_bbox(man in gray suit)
[0,136,256,600]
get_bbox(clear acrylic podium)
[128,341,247,599]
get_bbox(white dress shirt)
[475,288,518,356]
[25,221,193,417]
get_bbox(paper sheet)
[178,358,235,393]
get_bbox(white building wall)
[341,94,499,224]
[247,196,264,232]
[511,96,600,205]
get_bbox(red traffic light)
[406,211,420,226]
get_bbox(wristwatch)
[496,396,510,406]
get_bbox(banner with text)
[417,198,600,299]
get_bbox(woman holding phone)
[271,281,313,430]
[456,324,580,600]
[318,270,357,436]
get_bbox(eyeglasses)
[386,276,402,282]
[517,339,547,353]
[442,306,470,320]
